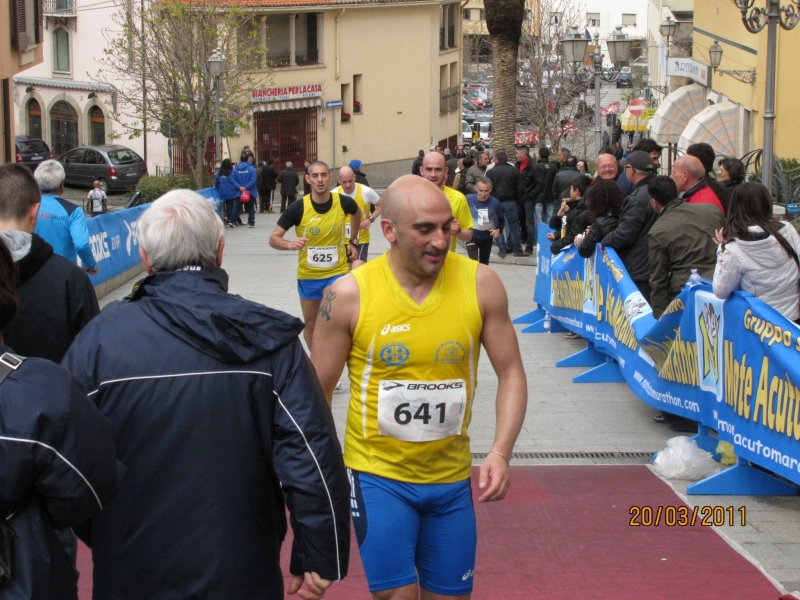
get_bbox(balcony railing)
[295,50,319,66]
[439,89,449,114]
[43,0,76,16]
[449,86,460,112]
[266,52,291,68]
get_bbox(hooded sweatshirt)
[62,267,350,599]
[0,230,99,362]
[713,222,800,321]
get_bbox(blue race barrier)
[82,205,148,287]
[196,187,223,216]
[526,223,800,495]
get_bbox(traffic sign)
[325,100,343,109]
[629,99,646,116]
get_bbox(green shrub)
[135,174,215,203]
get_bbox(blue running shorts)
[348,469,477,595]
[296,274,344,301]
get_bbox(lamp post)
[560,25,632,156]
[708,40,757,85]
[659,15,678,96]
[728,0,799,197]
[207,47,227,170]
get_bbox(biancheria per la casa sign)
[251,84,323,103]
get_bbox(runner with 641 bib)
[269,161,360,348]
[311,175,528,600]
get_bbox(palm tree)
[484,0,525,152]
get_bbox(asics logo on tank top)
[381,324,411,335]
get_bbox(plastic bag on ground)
[653,436,721,480]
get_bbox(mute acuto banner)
[540,228,800,487]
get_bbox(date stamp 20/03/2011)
[629,506,746,527]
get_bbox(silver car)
[58,145,146,191]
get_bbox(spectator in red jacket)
[670,156,724,213]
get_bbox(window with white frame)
[53,27,70,73]
[586,13,600,27]
[621,13,636,27]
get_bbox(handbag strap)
[0,352,26,522]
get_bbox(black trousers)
[466,237,494,265]
[280,194,296,212]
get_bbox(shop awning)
[678,99,739,157]
[648,83,707,144]
[250,98,322,113]
[619,107,650,132]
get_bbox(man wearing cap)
[349,159,370,187]
[600,150,659,303]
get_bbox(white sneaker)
[334,381,345,393]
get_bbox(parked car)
[462,89,486,109]
[15,136,52,171]
[462,97,480,112]
[616,67,632,88]
[58,145,146,191]
[462,120,472,144]
[475,121,493,146]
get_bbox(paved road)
[100,204,800,595]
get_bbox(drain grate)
[472,451,655,460]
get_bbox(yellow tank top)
[297,193,350,280]
[336,184,370,245]
[344,251,483,483]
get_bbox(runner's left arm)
[360,188,382,230]
[453,194,474,242]
[310,275,360,406]
[341,196,361,260]
[476,265,527,502]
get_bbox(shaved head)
[420,152,448,189]
[338,166,354,179]
[337,166,356,194]
[383,175,450,225]
[381,175,453,277]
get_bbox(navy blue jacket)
[0,350,119,600]
[232,161,258,198]
[62,267,350,599]
[215,168,240,200]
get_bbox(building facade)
[237,0,462,185]
[1,0,44,163]
[12,0,170,176]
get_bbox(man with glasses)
[599,151,658,303]
[595,150,621,183]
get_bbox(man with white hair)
[33,159,97,274]
[62,189,351,600]
[335,166,382,261]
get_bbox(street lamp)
[207,47,227,170]
[729,0,800,197]
[708,40,756,85]
[660,15,677,60]
[560,25,632,155]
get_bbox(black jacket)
[515,158,538,203]
[705,175,729,214]
[62,268,350,599]
[354,169,369,187]
[600,174,658,281]
[277,168,300,196]
[578,212,620,258]
[549,197,589,254]
[552,166,580,203]
[0,349,119,600]
[2,232,99,363]
[531,159,558,205]
[487,163,521,203]
[258,165,278,192]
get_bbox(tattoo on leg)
[319,290,336,321]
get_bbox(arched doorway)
[90,106,105,145]
[27,99,42,139]
[50,100,78,157]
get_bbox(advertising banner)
[82,205,148,287]
[535,223,800,486]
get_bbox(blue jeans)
[225,198,239,225]
[497,201,522,254]
[526,201,552,250]
[241,198,255,226]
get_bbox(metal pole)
[214,75,221,168]
[332,109,336,171]
[761,0,779,197]
[594,42,602,156]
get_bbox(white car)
[462,120,472,144]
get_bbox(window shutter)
[13,0,28,52]
[35,0,43,44]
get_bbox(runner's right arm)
[310,275,360,406]
[270,202,308,251]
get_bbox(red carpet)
[77,466,782,599]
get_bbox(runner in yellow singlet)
[268,161,360,348]
[420,152,474,252]
[310,175,527,600]
[335,166,382,262]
